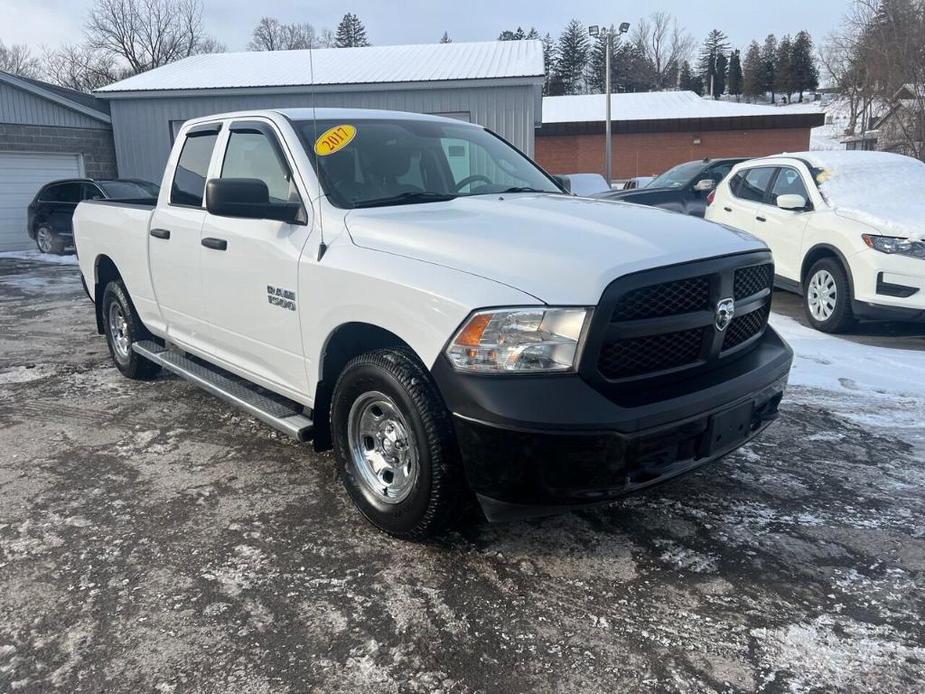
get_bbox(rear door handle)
[150,228,170,239]
[201,237,228,251]
[756,216,766,222]
[723,206,733,212]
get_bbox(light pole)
[588,22,630,186]
[590,21,630,185]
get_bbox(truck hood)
[344,193,766,304]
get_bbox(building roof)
[0,71,111,123]
[96,40,545,95]
[542,91,821,124]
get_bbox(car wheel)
[35,224,66,255]
[331,348,463,539]
[101,280,161,380]
[804,258,855,333]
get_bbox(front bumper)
[432,326,793,521]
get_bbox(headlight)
[862,234,925,260]
[445,307,590,373]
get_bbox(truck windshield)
[648,161,705,189]
[295,118,564,209]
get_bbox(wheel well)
[801,245,855,299]
[311,322,413,452]
[93,255,121,334]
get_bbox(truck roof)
[181,107,480,129]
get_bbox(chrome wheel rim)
[108,302,130,359]
[347,391,418,504]
[36,227,53,253]
[807,269,837,321]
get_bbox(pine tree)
[555,19,590,95]
[760,34,778,103]
[541,33,558,95]
[334,13,370,48]
[713,52,728,98]
[439,31,451,44]
[697,29,731,99]
[498,27,540,41]
[679,60,696,91]
[741,42,764,101]
[774,35,794,102]
[727,49,743,100]
[586,32,615,94]
[790,30,818,101]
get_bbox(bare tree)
[44,44,124,92]
[632,11,695,89]
[85,0,223,73]
[0,40,42,78]
[248,17,317,51]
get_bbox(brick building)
[536,91,825,181]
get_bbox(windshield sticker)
[314,125,357,156]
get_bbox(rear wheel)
[35,224,66,255]
[101,280,161,380]
[804,258,855,333]
[331,348,463,539]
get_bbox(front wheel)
[331,348,463,539]
[35,224,66,255]
[804,258,855,333]
[101,280,161,380]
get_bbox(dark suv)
[596,158,747,218]
[27,178,159,254]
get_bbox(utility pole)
[591,22,630,185]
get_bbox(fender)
[801,243,856,299]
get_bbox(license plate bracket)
[703,401,754,456]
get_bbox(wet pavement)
[1,258,923,693]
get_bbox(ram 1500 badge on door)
[74,109,793,539]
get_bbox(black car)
[596,158,748,217]
[27,178,160,254]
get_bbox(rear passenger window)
[171,131,218,207]
[735,167,776,203]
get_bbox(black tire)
[803,257,855,333]
[100,280,161,380]
[331,348,463,540]
[35,224,66,255]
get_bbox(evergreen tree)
[541,32,558,95]
[439,31,451,44]
[499,27,540,41]
[697,29,731,99]
[334,13,370,47]
[790,30,818,101]
[760,34,778,102]
[586,32,615,94]
[555,19,590,95]
[713,52,728,98]
[679,60,696,91]
[741,41,763,100]
[727,49,743,100]
[775,34,794,102]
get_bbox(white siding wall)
[0,82,109,130]
[108,82,540,183]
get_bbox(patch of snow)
[770,313,925,439]
[0,250,78,265]
[0,365,59,384]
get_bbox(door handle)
[756,216,766,222]
[150,228,170,239]
[723,206,732,212]
[201,237,228,251]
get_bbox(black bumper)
[432,327,793,521]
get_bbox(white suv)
[706,151,925,332]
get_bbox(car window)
[40,184,63,202]
[46,182,83,203]
[769,167,810,204]
[82,183,105,200]
[734,167,776,203]
[97,181,155,199]
[171,131,218,207]
[221,130,299,204]
[704,162,735,185]
[648,161,705,189]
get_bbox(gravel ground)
[0,257,923,693]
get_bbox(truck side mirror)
[206,178,302,224]
[692,179,715,192]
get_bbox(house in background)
[94,41,545,184]
[0,71,116,251]
[536,92,826,181]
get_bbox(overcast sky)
[3,0,848,55]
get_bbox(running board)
[133,341,313,441]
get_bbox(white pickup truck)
[74,108,792,538]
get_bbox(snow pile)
[770,313,925,441]
[802,150,925,241]
[0,250,78,265]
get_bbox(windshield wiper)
[353,191,457,208]
[497,186,556,194]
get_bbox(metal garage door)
[0,152,83,252]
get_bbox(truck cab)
[74,108,792,538]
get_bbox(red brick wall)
[535,128,813,179]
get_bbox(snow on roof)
[542,91,821,124]
[97,41,544,94]
[799,150,925,241]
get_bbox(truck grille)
[583,253,774,388]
